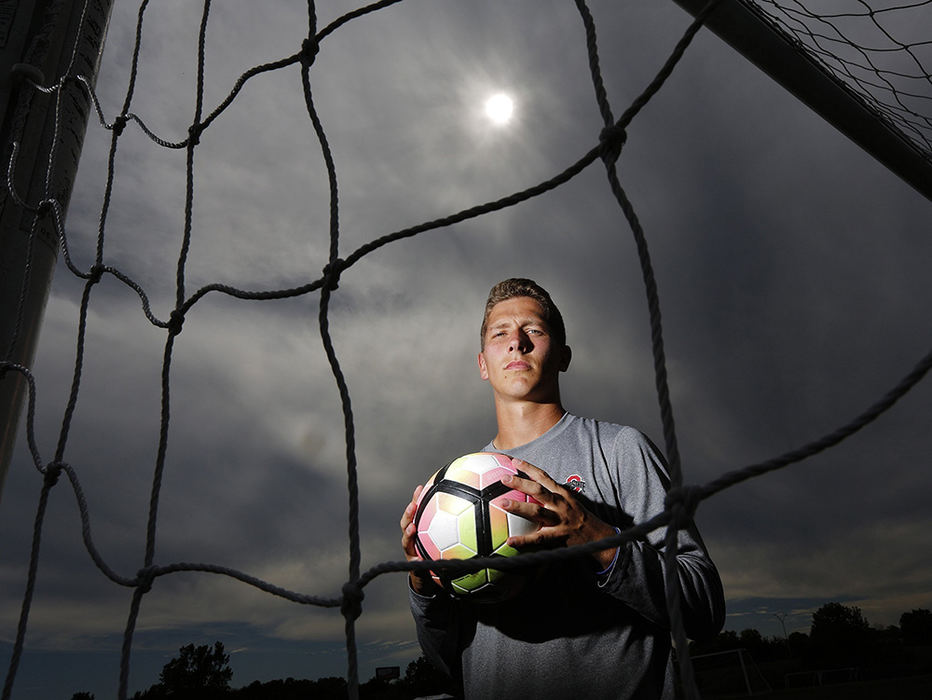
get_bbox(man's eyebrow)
[487,317,547,331]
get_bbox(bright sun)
[484,93,514,125]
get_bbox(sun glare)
[484,93,514,125]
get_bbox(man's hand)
[400,484,441,595]
[500,459,619,571]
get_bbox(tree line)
[690,604,932,668]
[71,603,932,699]
[688,603,932,694]
[71,644,451,700]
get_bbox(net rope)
[746,0,932,162]
[1,1,930,698]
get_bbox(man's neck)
[492,399,565,451]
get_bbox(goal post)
[670,0,932,203]
[0,0,114,500]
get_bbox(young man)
[400,278,725,698]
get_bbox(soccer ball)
[413,452,540,601]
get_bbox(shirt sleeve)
[597,428,726,640]
[408,582,466,683]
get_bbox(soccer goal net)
[674,0,932,201]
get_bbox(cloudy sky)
[2,1,931,697]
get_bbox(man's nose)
[508,330,531,353]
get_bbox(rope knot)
[599,123,627,165]
[664,485,703,529]
[112,115,128,137]
[322,258,345,291]
[88,264,105,284]
[301,37,320,67]
[136,566,157,594]
[168,309,185,337]
[187,122,203,147]
[43,462,64,487]
[341,580,364,621]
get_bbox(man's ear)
[559,345,572,372]
[478,351,489,380]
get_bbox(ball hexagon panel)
[446,452,516,490]
[419,491,478,558]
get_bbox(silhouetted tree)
[162,642,232,692]
[788,631,811,659]
[689,629,740,657]
[403,655,453,697]
[690,628,788,663]
[313,676,350,699]
[739,628,766,658]
[133,642,233,698]
[231,676,345,699]
[809,602,872,668]
[901,608,932,646]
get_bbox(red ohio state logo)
[565,474,585,493]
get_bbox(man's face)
[477,296,570,403]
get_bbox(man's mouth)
[506,361,530,370]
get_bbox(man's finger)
[502,472,563,511]
[510,457,562,491]
[501,496,561,525]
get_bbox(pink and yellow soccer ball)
[413,452,541,601]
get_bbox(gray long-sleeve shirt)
[409,413,725,698]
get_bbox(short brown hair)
[480,278,566,349]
